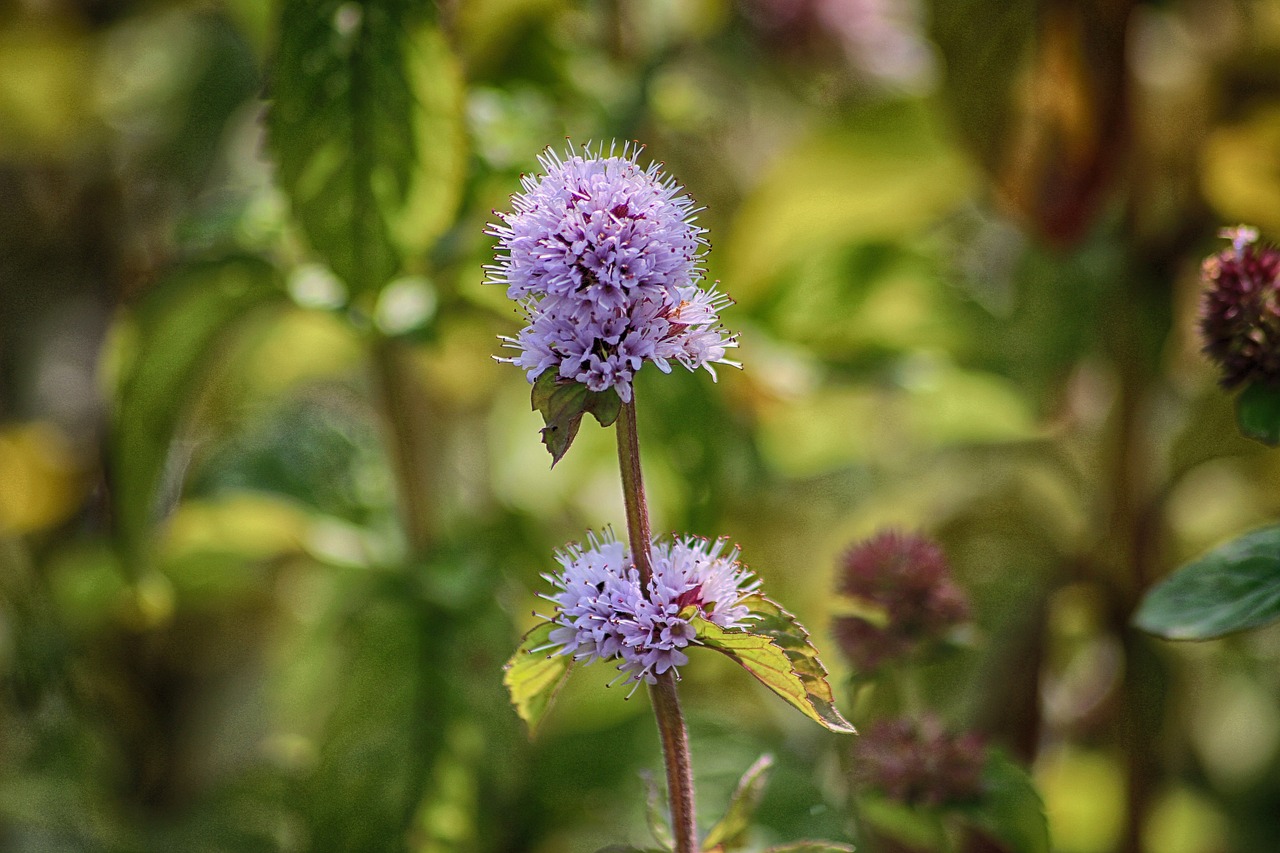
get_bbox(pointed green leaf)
[502,621,572,735]
[640,772,675,852]
[743,594,856,733]
[702,753,774,851]
[113,256,285,564]
[1236,381,1280,446]
[270,0,465,300]
[531,372,622,465]
[1134,525,1280,639]
[956,752,1050,853]
[761,844,856,852]
[692,604,854,733]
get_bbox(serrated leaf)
[742,594,856,733]
[1134,525,1280,639]
[531,372,623,465]
[956,752,1050,853]
[113,256,285,564]
[761,844,856,852]
[1235,381,1280,446]
[692,600,855,733]
[641,772,675,852]
[702,753,774,851]
[502,621,572,735]
[269,0,465,300]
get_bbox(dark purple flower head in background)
[487,143,739,403]
[854,715,986,807]
[1199,225,1280,390]
[833,529,969,671]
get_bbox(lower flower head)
[487,143,739,403]
[1200,226,1280,389]
[832,530,969,671]
[541,531,759,690]
[854,715,986,807]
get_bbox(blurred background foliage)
[1,0,1280,851]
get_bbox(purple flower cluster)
[1200,225,1280,389]
[488,144,739,403]
[832,530,969,671]
[541,531,759,691]
[854,715,986,807]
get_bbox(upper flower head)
[541,531,758,691]
[487,143,739,403]
[1199,226,1280,390]
[832,530,969,671]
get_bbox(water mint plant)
[498,144,853,853]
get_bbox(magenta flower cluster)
[541,531,758,690]
[1200,226,1280,390]
[487,144,738,403]
[832,530,969,671]
[854,715,986,807]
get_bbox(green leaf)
[641,772,675,852]
[1134,525,1280,639]
[702,753,774,851]
[113,256,285,564]
[760,844,856,852]
[594,847,668,853]
[956,752,1050,853]
[692,597,855,733]
[858,794,947,850]
[743,594,856,733]
[269,0,465,300]
[502,621,572,735]
[530,372,623,465]
[1235,381,1280,446]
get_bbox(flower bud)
[854,715,986,807]
[832,530,969,671]
[1199,226,1280,390]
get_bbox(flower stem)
[616,399,655,586]
[616,398,698,853]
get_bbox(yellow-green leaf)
[692,603,855,733]
[502,621,572,735]
[741,594,857,734]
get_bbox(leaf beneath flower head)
[503,621,573,735]
[743,594,856,734]
[692,597,855,733]
[531,372,623,465]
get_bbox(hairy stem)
[616,399,655,585]
[616,398,697,853]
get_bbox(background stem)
[616,398,698,853]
